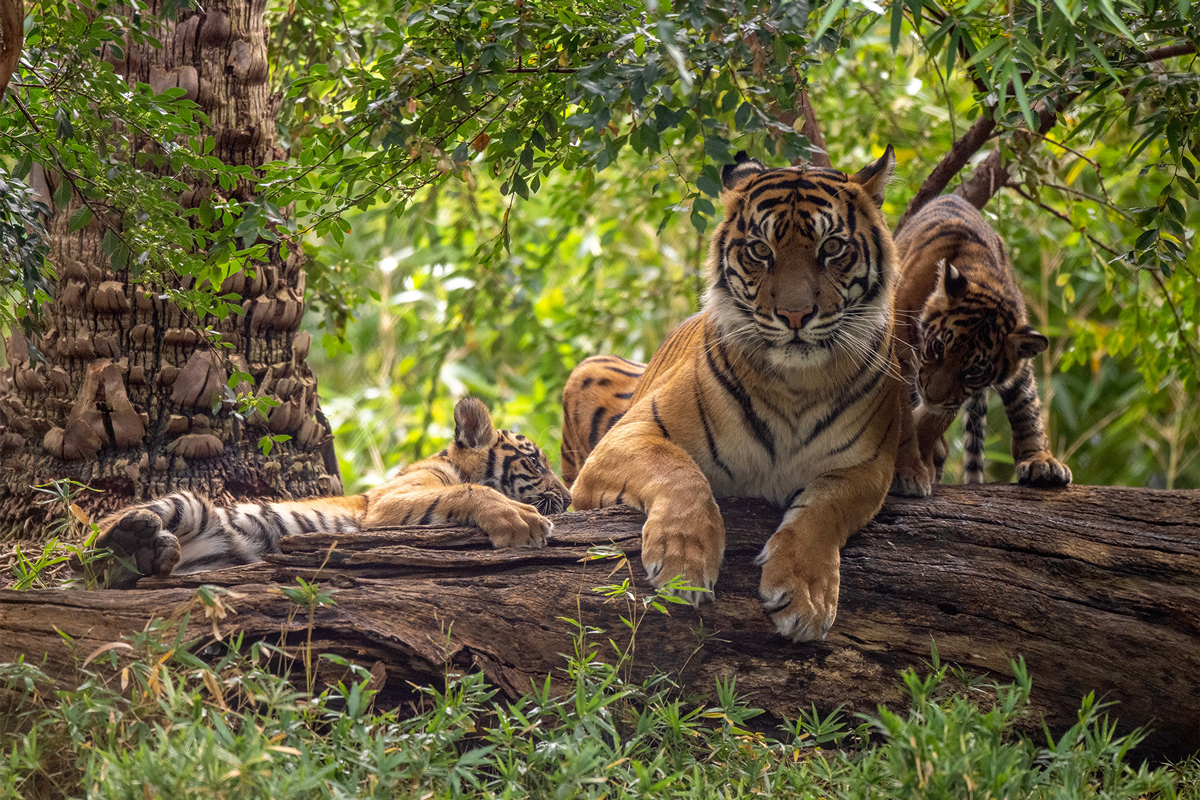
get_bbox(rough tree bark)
[0,0,20,100]
[1,485,1197,760]
[0,0,341,539]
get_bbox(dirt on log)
[1,485,1197,759]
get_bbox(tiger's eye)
[821,238,844,256]
[748,241,772,260]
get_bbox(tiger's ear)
[454,397,497,449]
[722,151,767,192]
[935,260,969,301]
[1008,325,1049,359]
[850,144,895,207]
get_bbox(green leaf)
[1008,64,1036,129]
[1134,229,1158,250]
[812,0,849,46]
[889,0,903,51]
[53,177,73,210]
[69,206,92,232]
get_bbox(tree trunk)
[0,0,20,100]
[1,485,1197,760]
[0,0,341,539]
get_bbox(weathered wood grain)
[1,485,1197,758]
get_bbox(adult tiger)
[566,148,915,642]
[892,194,1071,488]
[88,398,571,587]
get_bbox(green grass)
[1,611,1196,800]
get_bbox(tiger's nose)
[776,306,818,330]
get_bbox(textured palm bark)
[0,0,340,538]
[1,485,1197,759]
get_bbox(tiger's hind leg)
[90,492,270,587]
[560,355,646,486]
[999,363,1071,487]
[91,509,182,588]
[961,390,988,484]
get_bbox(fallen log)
[1,485,1197,759]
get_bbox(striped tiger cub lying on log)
[90,398,571,588]
[892,194,1071,491]
[562,148,912,642]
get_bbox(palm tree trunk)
[0,0,341,539]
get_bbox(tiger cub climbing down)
[564,148,909,642]
[91,398,571,588]
[892,194,1071,491]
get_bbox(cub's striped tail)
[962,391,988,484]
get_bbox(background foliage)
[1,0,1198,490]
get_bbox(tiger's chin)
[763,340,834,371]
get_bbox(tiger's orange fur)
[90,398,570,587]
[564,148,910,641]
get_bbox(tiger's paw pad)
[481,504,552,549]
[756,542,840,642]
[98,510,180,578]
[1016,454,1072,488]
[890,463,933,498]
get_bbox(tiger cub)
[564,148,908,642]
[892,194,1071,490]
[90,397,571,587]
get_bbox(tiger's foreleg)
[890,388,935,497]
[363,479,552,548]
[757,453,894,642]
[571,421,724,604]
[999,362,1071,487]
[914,404,958,482]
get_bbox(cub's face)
[705,148,898,369]
[916,261,1048,412]
[450,398,572,514]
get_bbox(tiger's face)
[449,397,572,514]
[704,148,898,370]
[916,260,1048,412]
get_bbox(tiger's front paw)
[641,504,724,605]
[890,458,933,498]
[479,501,552,548]
[1016,453,1072,488]
[95,509,180,587]
[756,533,840,642]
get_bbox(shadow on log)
[1,485,1198,759]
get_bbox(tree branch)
[0,0,22,100]
[898,39,1198,226]
[894,114,996,233]
[797,87,831,168]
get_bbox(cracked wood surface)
[1,485,1197,758]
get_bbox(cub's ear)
[722,151,767,192]
[850,144,895,207]
[935,260,969,301]
[1008,325,1049,359]
[454,397,497,449]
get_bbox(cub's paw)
[96,509,181,585]
[890,459,933,498]
[756,536,840,642]
[1016,453,1072,488]
[480,501,552,548]
[641,507,724,605]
